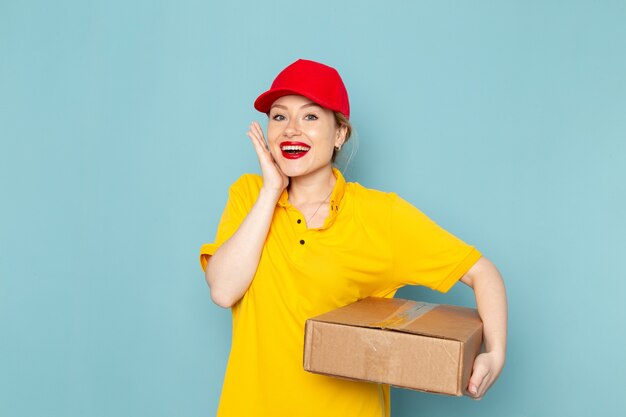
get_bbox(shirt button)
[297,219,302,224]
[299,239,305,245]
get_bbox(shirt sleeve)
[199,175,261,272]
[390,194,482,293]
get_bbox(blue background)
[1,1,625,416]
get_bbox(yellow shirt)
[200,168,481,417]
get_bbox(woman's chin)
[277,164,307,178]
[277,161,332,180]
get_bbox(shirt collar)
[328,167,346,214]
[277,168,347,228]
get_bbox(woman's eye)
[272,114,285,121]
[304,114,318,121]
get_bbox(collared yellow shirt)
[200,168,481,417]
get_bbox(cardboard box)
[303,297,483,396]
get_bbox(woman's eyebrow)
[270,102,320,111]
[300,102,321,110]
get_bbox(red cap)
[254,59,350,119]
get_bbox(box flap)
[309,297,481,341]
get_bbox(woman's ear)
[335,125,347,148]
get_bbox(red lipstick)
[280,141,311,159]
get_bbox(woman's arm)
[205,122,288,308]
[206,188,280,307]
[460,256,508,399]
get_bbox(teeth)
[282,145,310,152]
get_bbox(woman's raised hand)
[207,122,289,308]
[247,121,289,194]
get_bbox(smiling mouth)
[280,143,310,159]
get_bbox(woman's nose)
[283,118,301,137]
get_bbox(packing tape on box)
[369,300,438,331]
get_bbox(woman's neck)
[287,166,336,207]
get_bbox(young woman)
[200,59,507,417]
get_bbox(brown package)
[303,297,483,396]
